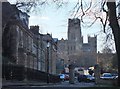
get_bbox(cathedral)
[57,18,97,68]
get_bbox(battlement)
[68,18,80,27]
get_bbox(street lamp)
[47,41,50,83]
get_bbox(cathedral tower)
[68,18,82,41]
[67,18,83,54]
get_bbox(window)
[71,46,72,51]
[27,36,31,51]
[38,62,41,70]
[19,30,23,48]
[31,39,33,52]
[74,46,76,51]
[32,44,37,55]
[68,46,69,51]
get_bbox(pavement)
[2,78,77,87]
[2,80,96,89]
[2,80,56,87]
[47,81,95,87]
[2,79,117,89]
[2,79,96,87]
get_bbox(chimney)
[30,25,39,34]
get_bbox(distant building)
[57,18,97,69]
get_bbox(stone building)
[41,33,58,74]
[2,2,58,81]
[57,18,97,70]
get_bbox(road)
[2,81,95,89]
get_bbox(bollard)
[69,64,75,84]
[94,64,100,84]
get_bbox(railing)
[2,64,61,83]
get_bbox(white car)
[111,73,118,79]
[100,73,114,79]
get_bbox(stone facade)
[2,2,57,75]
[57,18,97,69]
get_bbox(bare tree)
[106,0,120,85]
[73,0,120,85]
[101,45,112,53]
[68,0,120,85]
[10,0,68,13]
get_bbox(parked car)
[65,74,69,80]
[111,73,118,79]
[77,74,95,82]
[59,74,65,81]
[100,73,114,80]
[59,74,69,81]
[86,75,95,82]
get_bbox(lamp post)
[47,41,50,83]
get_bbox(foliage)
[112,54,118,69]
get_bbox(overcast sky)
[28,1,102,40]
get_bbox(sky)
[28,1,102,40]
[7,0,113,52]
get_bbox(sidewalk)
[2,80,113,88]
[2,80,56,87]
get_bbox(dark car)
[65,74,69,80]
[77,74,95,82]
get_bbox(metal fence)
[2,64,61,83]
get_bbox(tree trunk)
[107,1,120,86]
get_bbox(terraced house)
[2,2,59,82]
